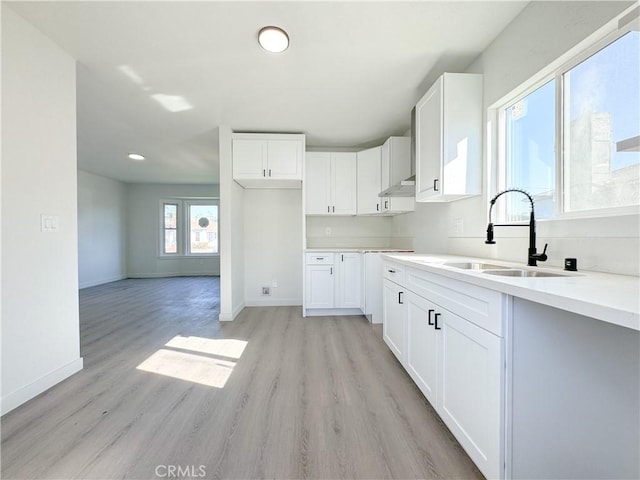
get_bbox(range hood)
[379,106,417,198]
[378,175,416,197]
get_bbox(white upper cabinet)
[381,136,411,193]
[415,73,482,202]
[357,142,415,215]
[357,146,383,215]
[232,133,304,188]
[305,152,356,215]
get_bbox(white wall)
[393,1,639,275]
[126,183,220,278]
[219,126,245,321]
[306,216,393,249]
[245,190,303,305]
[1,6,83,415]
[77,170,127,288]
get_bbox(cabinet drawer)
[406,267,504,337]
[306,253,334,265]
[383,262,405,284]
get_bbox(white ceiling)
[8,1,528,184]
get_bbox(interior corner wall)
[126,183,220,278]
[1,6,83,415]
[219,126,245,321]
[244,189,303,306]
[78,170,127,288]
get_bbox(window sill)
[158,254,220,260]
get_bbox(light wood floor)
[1,277,483,479]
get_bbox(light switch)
[41,214,59,232]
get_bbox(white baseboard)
[1,357,84,416]
[79,274,127,289]
[304,308,364,317]
[128,272,219,278]
[245,298,301,307]
[219,302,245,322]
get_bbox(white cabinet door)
[356,147,382,215]
[305,264,335,308]
[267,139,302,179]
[331,152,357,215]
[438,307,502,480]
[381,136,411,192]
[305,152,331,214]
[406,292,439,406]
[415,73,482,202]
[232,138,267,179]
[415,77,443,201]
[336,252,362,308]
[383,279,406,365]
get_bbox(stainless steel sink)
[483,269,570,278]
[444,262,509,270]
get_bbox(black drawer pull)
[434,312,441,330]
[398,291,404,304]
[428,309,435,325]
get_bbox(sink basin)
[484,269,570,278]
[444,262,509,270]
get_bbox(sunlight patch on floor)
[165,336,247,359]
[136,336,248,388]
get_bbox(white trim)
[245,298,301,307]
[304,308,364,317]
[79,274,128,289]
[218,302,245,322]
[127,273,219,279]
[1,357,83,416]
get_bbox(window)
[160,199,219,256]
[499,29,640,220]
[503,80,556,221]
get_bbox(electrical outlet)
[262,287,270,295]
[325,227,331,236]
[271,279,278,288]
[453,218,464,234]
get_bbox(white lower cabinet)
[304,252,362,315]
[406,292,438,405]
[382,279,406,365]
[383,262,504,479]
[438,308,502,480]
[305,265,334,308]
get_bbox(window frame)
[495,21,640,223]
[158,197,220,258]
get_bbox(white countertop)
[306,248,414,253]
[381,253,640,332]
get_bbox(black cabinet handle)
[327,206,330,213]
[387,269,396,273]
[330,267,333,275]
[316,257,324,261]
[376,203,379,211]
[385,200,389,209]
[398,291,404,304]
[428,309,435,325]
[341,254,344,262]
[263,169,266,177]
[268,169,271,177]
[332,206,335,213]
[434,312,441,330]
[433,178,439,191]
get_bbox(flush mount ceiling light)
[258,26,289,53]
[128,153,145,161]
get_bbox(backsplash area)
[306,216,393,249]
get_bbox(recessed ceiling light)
[128,153,145,161]
[258,26,289,53]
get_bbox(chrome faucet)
[485,188,548,267]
